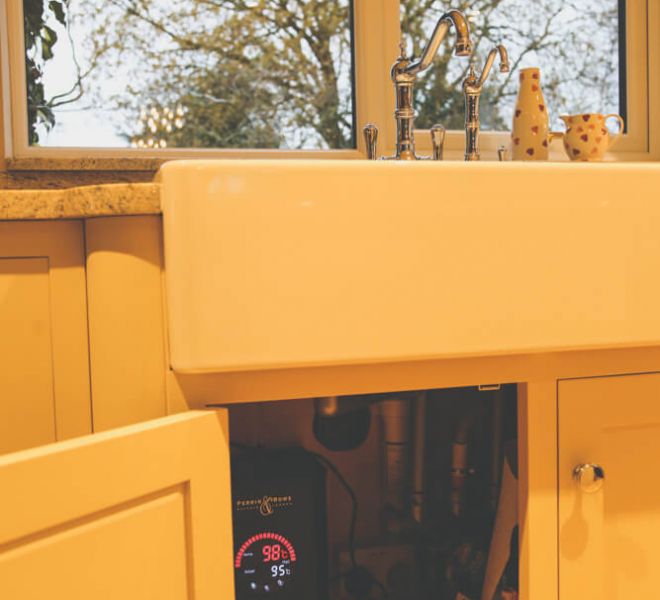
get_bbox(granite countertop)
[0,182,161,220]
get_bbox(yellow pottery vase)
[511,67,549,161]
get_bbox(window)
[21,0,356,150]
[401,0,625,133]
[399,0,652,157]
[1,0,657,161]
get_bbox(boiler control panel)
[231,449,327,599]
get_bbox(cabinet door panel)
[0,221,91,452]
[0,258,56,452]
[559,373,660,600]
[0,410,234,600]
[85,216,169,430]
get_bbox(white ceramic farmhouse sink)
[161,160,660,373]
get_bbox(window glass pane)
[400,0,624,131]
[24,0,356,149]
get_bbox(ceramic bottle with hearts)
[511,67,550,160]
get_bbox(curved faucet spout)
[379,8,472,160]
[462,43,510,161]
[477,44,510,87]
[403,9,473,76]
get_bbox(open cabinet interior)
[228,385,519,600]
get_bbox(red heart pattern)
[512,68,549,160]
[559,113,623,161]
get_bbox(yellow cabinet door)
[559,372,660,600]
[0,410,234,600]
[0,221,91,454]
[85,216,170,431]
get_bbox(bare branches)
[404,0,621,131]
[27,0,620,148]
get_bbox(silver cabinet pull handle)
[573,463,605,493]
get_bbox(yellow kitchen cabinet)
[559,372,660,600]
[0,220,91,454]
[85,216,170,431]
[0,410,234,599]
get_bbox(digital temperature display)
[262,544,288,563]
[235,532,297,594]
[232,449,328,600]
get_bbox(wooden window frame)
[1,0,658,165]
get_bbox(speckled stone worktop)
[0,182,161,220]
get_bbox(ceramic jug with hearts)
[511,67,550,160]
[557,113,625,161]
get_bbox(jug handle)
[604,114,625,148]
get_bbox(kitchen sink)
[161,160,660,373]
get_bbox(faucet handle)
[363,123,379,160]
[497,145,510,161]
[430,124,446,161]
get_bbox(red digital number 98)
[262,544,282,562]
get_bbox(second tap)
[462,45,510,161]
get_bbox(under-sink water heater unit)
[232,449,328,600]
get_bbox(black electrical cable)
[309,452,388,599]
[308,451,358,570]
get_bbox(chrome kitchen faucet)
[463,45,510,161]
[363,9,473,161]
